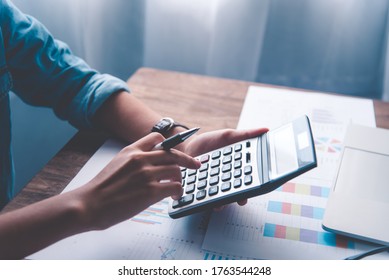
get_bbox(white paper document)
[202,86,389,259]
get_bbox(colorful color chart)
[277,182,330,198]
[267,201,325,220]
[314,137,342,153]
[263,223,354,249]
[130,200,170,225]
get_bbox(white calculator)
[169,115,317,218]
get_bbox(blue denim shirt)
[0,0,130,208]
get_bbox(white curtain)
[12,0,389,99]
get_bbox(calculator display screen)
[268,124,299,179]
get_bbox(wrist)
[151,117,189,138]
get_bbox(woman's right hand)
[73,132,200,231]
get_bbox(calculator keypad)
[170,138,260,214]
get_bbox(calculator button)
[187,175,196,185]
[172,194,194,208]
[221,172,231,182]
[196,190,206,200]
[244,165,252,175]
[188,169,197,176]
[234,160,242,169]
[246,141,251,148]
[172,200,180,209]
[222,163,232,173]
[200,154,210,163]
[234,152,242,161]
[211,150,221,159]
[181,194,194,206]
[223,146,233,155]
[197,180,207,190]
[181,170,187,179]
[244,175,253,185]
[234,169,242,178]
[246,152,251,163]
[211,159,220,168]
[221,182,231,192]
[199,163,209,172]
[234,144,242,152]
[209,186,219,196]
[209,176,219,186]
[185,184,195,194]
[182,179,185,187]
[210,167,220,177]
[198,171,208,181]
[222,155,232,164]
[233,178,242,188]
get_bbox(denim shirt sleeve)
[1,0,130,129]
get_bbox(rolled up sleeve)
[1,0,130,129]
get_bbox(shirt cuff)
[69,73,130,129]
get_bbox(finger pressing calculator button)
[196,190,206,200]
[244,175,253,185]
[209,185,219,196]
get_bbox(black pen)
[153,127,200,150]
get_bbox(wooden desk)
[2,67,389,213]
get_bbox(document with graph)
[201,85,387,259]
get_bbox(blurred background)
[10,0,389,193]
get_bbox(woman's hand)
[75,132,201,230]
[181,127,268,157]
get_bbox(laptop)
[322,124,389,246]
